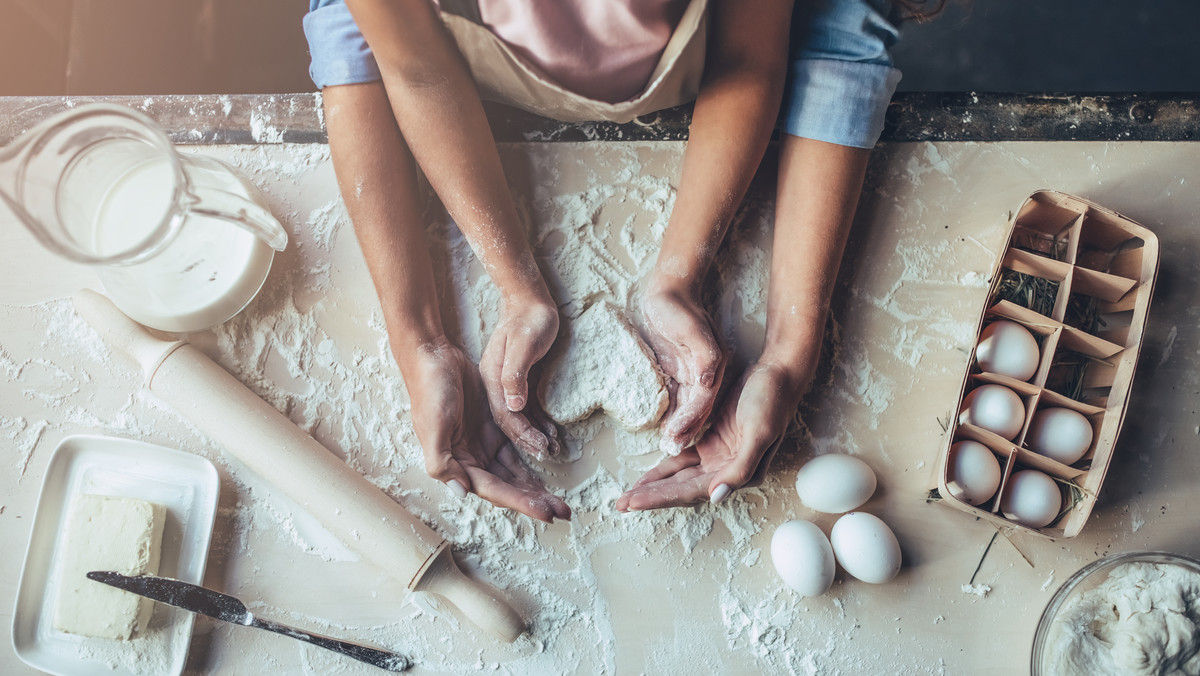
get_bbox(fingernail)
[506,394,526,411]
[447,479,467,499]
[710,483,731,504]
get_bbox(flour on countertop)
[249,109,286,144]
[0,140,990,675]
[71,614,181,676]
[961,583,992,597]
[1041,571,1057,591]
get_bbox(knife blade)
[87,572,410,672]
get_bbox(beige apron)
[438,0,708,123]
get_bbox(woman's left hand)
[615,361,807,511]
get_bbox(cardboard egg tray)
[936,190,1159,538]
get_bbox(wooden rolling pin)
[73,289,525,643]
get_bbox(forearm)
[323,83,446,375]
[344,0,549,306]
[650,0,792,294]
[763,135,870,382]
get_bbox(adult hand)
[408,337,571,523]
[641,287,726,455]
[615,361,806,511]
[479,297,561,460]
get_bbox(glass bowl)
[1031,550,1200,675]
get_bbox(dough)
[1044,562,1200,675]
[53,494,166,640]
[539,302,668,430]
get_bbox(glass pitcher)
[0,103,288,332]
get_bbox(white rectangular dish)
[11,435,220,676]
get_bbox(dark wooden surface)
[2,93,1199,146]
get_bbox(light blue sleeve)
[780,0,903,148]
[303,0,381,89]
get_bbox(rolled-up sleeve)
[303,0,381,89]
[780,0,902,148]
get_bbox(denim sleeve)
[303,0,381,89]
[780,0,903,148]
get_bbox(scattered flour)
[249,109,286,144]
[961,583,992,597]
[1158,325,1178,368]
[0,140,979,674]
[1041,571,1057,591]
[72,618,179,676]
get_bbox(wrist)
[498,277,554,310]
[763,294,827,356]
[759,337,820,390]
[388,315,449,377]
[646,268,701,300]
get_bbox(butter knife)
[87,571,410,672]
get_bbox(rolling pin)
[73,289,525,643]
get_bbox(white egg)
[975,320,1040,381]
[795,454,877,514]
[1000,469,1062,528]
[947,440,1002,506]
[1026,407,1094,465]
[959,384,1026,440]
[830,512,902,584]
[771,520,836,597]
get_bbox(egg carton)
[936,190,1159,538]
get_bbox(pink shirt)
[476,0,689,103]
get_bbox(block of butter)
[52,494,166,640]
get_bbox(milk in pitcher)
[93,154,275,333]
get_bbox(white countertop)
[3,137,1198,675]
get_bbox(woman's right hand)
[404,337,571,523]
[642,284,727,455]
[479,295,561,461]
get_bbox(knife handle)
[249,617,410,672]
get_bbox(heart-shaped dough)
[539,302,668,430]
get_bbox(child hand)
[479,297,561,460]
[641,287,726,454]
[409,337,570,523]
[615,361,805,511]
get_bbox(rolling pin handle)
[411,545,526,643]
[71,288,184,383]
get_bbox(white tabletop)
[3,137,1198,674]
